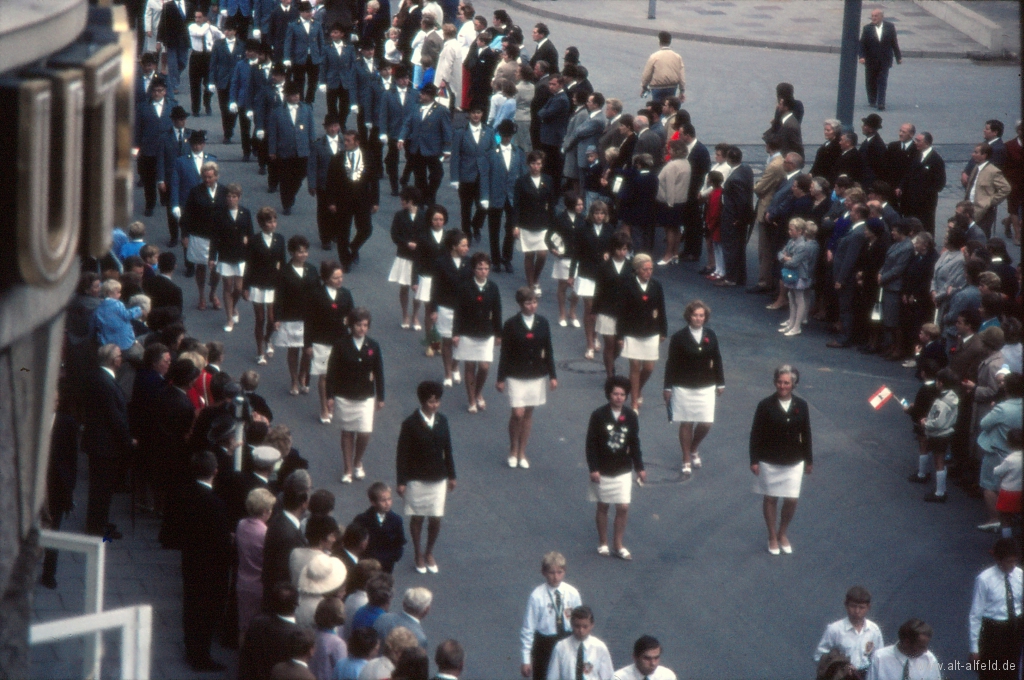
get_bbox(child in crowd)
[352,482,406,573]
[917,368,960,503]
[582,146,606,211]
[310,597,347,680]
[547,606,613,680]
[120,221,148,261]
[520,551,583,680]
[384,28,402,65]
[703,170,724,281]
[993,429,1022,537]
[913,323,947,381]
[813,586,884,677]
[905,358,941,484]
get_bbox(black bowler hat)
[496,119,517,136]
[188,129,207,144]
[861,113,883,130]
[420,82,438,97]
[284,80,303,96]
[170,105,189,120]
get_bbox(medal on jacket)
[540,349,545,359]
[652,309,658,318]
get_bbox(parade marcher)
[181,161,227,310]
[813,586,884,678]
[243,207,286,364]
[866,619,941,680]
[488,119,528,273]
[452,252,502,413]
[307,114,344,251]
[616,254,667,412]
[858,9,901,111]
[592,231,632,379]
[327,129,380,270]
[390,187,428,330]
[169,127,217,277]
[304,261,354,424]
[513,150,556,295]
[968,538,1022,680]
[520,551,581,680]
[547,606,614,680]
[611,635,677,680]
[208,183,253,332]
[450,104,494,241]
[569,200,615,361]
[399,82,453,205]
[547,192,584,327]
[432,229,470,386]
[273,235,320,395]
[267,80,315,215]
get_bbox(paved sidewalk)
[504,0,1019,57]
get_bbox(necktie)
[1006,573,1017,621]
[554,590,565,635]
[575,642,585,680]
[902,658,910,680]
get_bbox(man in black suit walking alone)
[858,8,901,110]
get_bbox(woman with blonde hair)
[236,487,276,642]
[357,626,420,679]
[778,218,819,336]
[616,253,667,411]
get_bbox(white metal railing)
[30,605,152,680]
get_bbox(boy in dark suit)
[353,482,406,573]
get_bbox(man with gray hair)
[374,586,432,648]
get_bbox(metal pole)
[648,0,656,20]
[835,0,862,129]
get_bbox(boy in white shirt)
[547,606,613,680]
[612,635,677,680]
[520,552,582,680]
[867,619,941,680]
[814,586,884,677]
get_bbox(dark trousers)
[137,154,159,212]
[255,133,270,173]
[291,59,319,104]
[85,453,121,534]
[182,560,228,663]
[837,284,857,344]
[681,202,703,258]
[632,223,655,255]
[488,203,516,265]
[531,631,569,680]
[411,153,444,205]
[325,86,351,126]
[864,63,890,107]
[950,397,974,472]
[315,189,334,246]
[458,180,487,238]
[239,110,253,159]
[276,156,308,209]
[188,51,213,115]
[336,204,373,266]
[539,143,563,189]
[977,618,1022,680]
[383,138,400,191]
[721,222,747,284]
[216,88,237,139]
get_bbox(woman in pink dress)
[236,487,276,643]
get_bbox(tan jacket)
[657,158,691,206]
[967,162,1011,221]
[754,154,786,224]
[641,47,685,90]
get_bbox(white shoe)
[902,358,917,368]
[443,377,453,387]
[571,318,581,328]
[779,320,791,326]
[784,328,802,336]
[518,458,530,469]
[354,466,365,479]
[533,286,542,297]
[256,355,267,365]
[508,455,518,468]
[559,319,568,327]
[452,370,462,384]
[692,454,702,469]
[224,324,234,332]
[232,313,240,323]
[413,323,422,331]
[340,473,353,484]
[266,346,274,358]
[778,326,791,333]
[593,340,601,351]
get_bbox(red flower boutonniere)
[331,303,338,309]
[526,333,534,339]
[477,296,483,302]
[367,349,374,356]
[703,337,709,344]
[792,407,799,415]
[642,295,648,301]
[618,415,626,422]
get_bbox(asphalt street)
[31,4,1022,678]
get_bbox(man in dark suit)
[377,65,418,196]
[398,83,452,205]
[450,106,494,241]
[170,129,217,275]
[319,22,358,124]
[715,147,754,286]
[135,52,159,105]
[465,31,499,118]
[529,23,558,72]
[208,19,245,144]
[488,120,527,272]
[267,0,300,62]
[157,106,192,249]
[859,113,887,184]
[885,122,919,207]
[307,114,343,250]
[155,358,199,493]
[238,582,302,680]
[898,131,946,234]
[134,77,174,216]
[327,129,380,269]
[835,132,869,186]
[632,115,663,163]
[261,479,310,599]
[961,119,1008,190]
[268,81,315,214]
[827,204,870,348]
[157,0,193,99]
[255,62,288,188]
[529,61,553,152]
[159,451,232,672]
[597,98,625,156]
[858,8,901,110]
[764,96,803,158]
[679,123,709,260]
[81,344,133,539]
[224,445,278,528]
[144,251,184,320]
[229,40,265,165]
[283,2,325,104]
[536,74,571,188]
[433,639,465,680]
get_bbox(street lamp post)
[648,0,656,20]
[835,0,862,129]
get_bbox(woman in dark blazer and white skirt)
[569,200,615,361]
[390,186,428,330]
[662,300,725,477]
[431,229,471,386]
[452,252,502,413]
[396,380,456,574]
[592,231,632,379]
[305,260,354,423]
[326,307,384,484]
[243,207,286,364]
[412,205,450,353]
[546,191,584,327]
[512,150,556,296]
[616,254,668,412]
[496,287,557,469]
[272,235,321,395]
[749,365,812,555]
[207,184,253,333]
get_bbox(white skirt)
[454,335,494,362]
[595,313,617,336]
[388,257,414,286]
[404,479,447,517]
[551,257,572,280]
[519,228,548,253]
[506,376,546,408]
[334,396,375,433]
[415,275,433,303]
[309,343,332,375]
[574,276,596,297]
[587,471,633,504]
[621,334,660,361]
[216,260,245,277]
[752,461,805,498]
[249,286,275,304]
[670,385,716,423]
[273,321,304,347]
[435,305,454,338]
[186,235,211,264]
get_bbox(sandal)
[682,463,692,476]
[692,454,702,469]
[597,545,611,556]
[616,547,632,561]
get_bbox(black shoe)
[184,262,195,278]
[504,262,514,274]
[222,135,231,144]
[103,523,123,540]
[281,205,291,215]
[321,241,332,250]
[188,657,226,672]
[746,284,771,294]
[40,574,58,589]
[923,492,947,503]
[877,105,885,111]
[258,165,267,175]
[858,346,878,354]
[242,154,250,162]
[144,208,154,217]
[167,237,178,248]
[268,185,278,193]
[351,252,360,263]
[907,473,930,484]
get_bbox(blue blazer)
[283,19,325,65]
[254,81,285,132]
[134,99,174,157]
[134,73,157,106]
[450,125,495,183]
[229,60,263,111]
[319,41,357,91]
[171,152,218,209]
[306,136,341,191]
[157,126,193,184]
[208,38,246,91]
[253,0,276,35]
[268,103,315,158]
[353,57,382,116]
[537,90,571,147]
[377,86,418,139]
[267,4,300,57]
[399,102,452,157]
[487,144,527,207]
[222,0,254,16]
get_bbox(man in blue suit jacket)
[220,0,253,39]
[536,74,571,189]
[135,77,174,215]
[858,8,901,111]
[352,40,383,145]
[229,40,265,163]
[283,2,325,104]
[398,82,452,205]
[252,0,276,40]
[487,119,527,271]
[207,20,245,143]
[135,52,159,106]
[680,123,710,259]
[267,0,299,63]
[268,81,315,213]
[450,106,495,241]
[377,65,418,196]
[255,63,288,188]
[158,106,193,250]
[307,114,343,249]
[318,23,358,123]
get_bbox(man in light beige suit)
[750,140,786,292]
[966,141,1011,237]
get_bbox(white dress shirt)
[500,143,513,169]
[866,645,940,680]
[419,410,435,428]
[547,635,614,680]
[288,103,298,124]
[283,510,301,530]
[875,24,884,42]
[969,564,1023,653]
[153,98,165,117]
[612,664,677,680]
[188,22,222,52]
[968,161,989,203]
[519,582,582,663]
[813,617,884,671]
[469,124,481,144]
[262,232,274,248]
[327,135,339,155]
